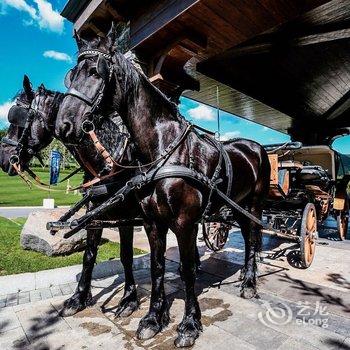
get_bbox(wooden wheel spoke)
[300,203,317,268]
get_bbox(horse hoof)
[137,326,159,340]
[174,334,197,348]
[175,316,202,348]
[136,318,160,340]
[59,292,92,317]
[240,286,257,299]
[114,300,139,318]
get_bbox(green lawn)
[0,168,83,207]
[0,217,144,276]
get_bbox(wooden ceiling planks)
[184,71,292,132]
[197,0,350,130]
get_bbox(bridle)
[1,92,64,187]
[62,48,199,174]
[65,49,114,118]
[1,99,32,164]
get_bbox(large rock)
[20,209,87,256]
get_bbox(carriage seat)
[296,165,331,190]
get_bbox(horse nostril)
[60,119,74,140]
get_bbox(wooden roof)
[198,0,350,133]
[61,0,350,139]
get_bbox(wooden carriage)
[203,142,349,268]
[263,142,349,267]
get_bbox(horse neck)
[119,79,184,162]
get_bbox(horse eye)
[89,67,98,76]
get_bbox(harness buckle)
[9,155,19,165]
[82,120,95,134]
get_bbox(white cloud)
[187,104,216,121]
[34,0,64,33]
[220,131,241,141]
[2,0,36,17]
[0,101,15,125]
[43,50,72,63]
[1,0,64,34]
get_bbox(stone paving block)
[18,292,30,305]
[277,337,321,350]
[69,282,78,292]
[39,288,52,300]
[59,283,73,295]
[193,324,255,350]
[50,285,62,297]
[5,293,18,307]
[16,302,71,342]
[218,317,288,349]
[0,308,21,333]
[0,327,29,349]
[199,257,242,280]
[29,290,41,302]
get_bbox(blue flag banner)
[50,150,62,185]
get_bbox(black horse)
[0,79,144,318]
[56,25,270,347]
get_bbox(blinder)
[97,55,110,81]
[8,105,27,128]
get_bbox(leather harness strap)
[88,130,114,169]
[203,134,233,197]
[56,164,265,238]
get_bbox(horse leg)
[114,226,139,317]
[136,222,169,340]
[239,200,263,299]
[174,224,202,348]
[60,228,102,316]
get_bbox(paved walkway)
[1,226,350,349]
[0,207,70,219]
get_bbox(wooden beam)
[74,0,104,33]
[105,2,123,22]
[130,0,199,49]
[224,27,350,59]
[324,89,350,121]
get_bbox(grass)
[0,168,83,207]
[0,217,145,276]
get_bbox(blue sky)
[0,0,349,153]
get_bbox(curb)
[0,253,150,295]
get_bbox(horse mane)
[12,90,27,102]
[114,52,181,121]
[38,87,64,124]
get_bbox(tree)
[0,128,8,139]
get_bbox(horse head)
[0,80,62,175]
[56,23,134,143]
[0,75,35,174]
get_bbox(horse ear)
[106,22,117,50]
[74,30,88,49]
[97,55,110,80]
[23,75,34,99]
[39,83,46,93]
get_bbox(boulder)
[20,209,87,256]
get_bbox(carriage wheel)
[336,199,349,240]
[202,222,230,252]
[300,203,317,268]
